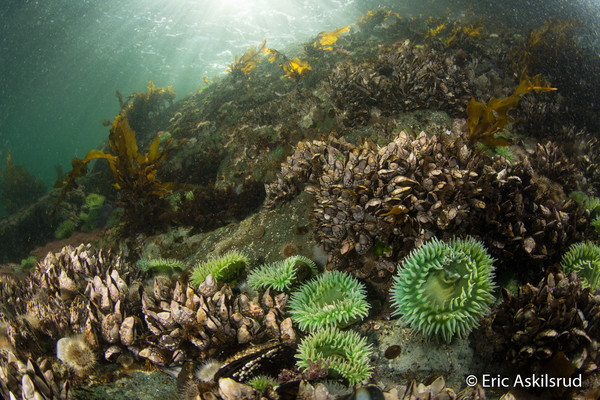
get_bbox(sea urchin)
[288,270,369,332]
[390,237,496,342]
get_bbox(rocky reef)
[2,9,600,400]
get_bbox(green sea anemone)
[592,215,600,237]
[570,191,600,216]
[247,375,278,393]
[54,219,77,239]
[560,241,600,289]
[136,257,185,274]
[247,255,317,292]
[296,326,373,385]
[288,270,369,332]
[390,237,496,342]
[190,250,247,287]
[79,193,106,232]
[20,255,37,270]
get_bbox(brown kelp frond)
[313,25,350,51]
[425,16,483,47]
[263,47,312,83]
[105,115,175,195]
[53,116,183,235]
[356,7,399,31]
[226,38,267,76]
[116,81,176,134]
[466,72,556,148]
[446,20,483,45]
[281,57,312,82]
[510,18,577,74]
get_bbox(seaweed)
[313,25,350,51]
[281,57,312,82]
[466,73,556,148]
[116,81,176,135]
[54,115,183,237]
[510,18,577,76]
[356,7,399,34]
[446,21,482,45]
[0,154,46,214]
[226,38,267,76]
[263,48,312,83]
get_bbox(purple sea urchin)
[390,237,496,342]
[288,270,369,332]
[295,327,373,385]
[247,255,317,292]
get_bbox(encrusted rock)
[266,130,587,282]
[139,276,296,366]
[481,270,600,377]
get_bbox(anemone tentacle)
[390,237,496,342]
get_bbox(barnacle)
[390,237,496,342]
[288,270,369,332]
[136,257,185,274]
[488,271,600,376]
[190,250,248,287]
[247,255,317,292]
[560,241,600,289]
[295,326,373,385]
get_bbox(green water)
[0,0,599,216]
